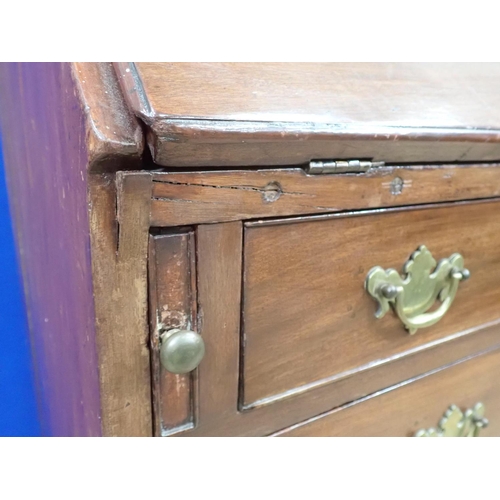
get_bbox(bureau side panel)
[0,63,101,436]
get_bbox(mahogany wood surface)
[0,62,143,436]
[73,63,143,172]
[115,63,500,167]
[131,63,500,126]
[5,62,500,437]
[273,347,500,437]
[242,200,500,407]
[184,322,500,436]
[194,222,242,431]
[149,164,500,227]
[148,231,197,436]
[89,173,153,436]
[118,173,499,436]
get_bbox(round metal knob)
[451,267,470,281]
[460,268,471,281]
[160,329,205,374]
[380,284,399,300]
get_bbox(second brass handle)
[416,402,488,437]
[365,245,469,334]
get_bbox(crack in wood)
[152,178,312,198]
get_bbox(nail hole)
[262,182,282,203]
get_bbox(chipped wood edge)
[89,172,153,436]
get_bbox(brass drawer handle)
[160,328,205,374]
[415,402,488,437]
[365,245,469,334]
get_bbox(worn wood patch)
[148,230,198,436]
[90,172,153,436]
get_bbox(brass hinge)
[307,159,385,174]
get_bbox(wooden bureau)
[2,62,500,436]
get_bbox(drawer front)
[273,348,500,436]
[242,200,500,408]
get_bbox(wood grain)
[242,200,500,407]
[90,172,153,436]
[147,121,500,168]
[148,231,197,436]
[273,347,500,437]
[131,63,500,127]
[192,222,243,436]
[150,165,500,226]
[183,320,500,436]
[116,63,500,166]
[6,61,500,437]
[72,62,143,172]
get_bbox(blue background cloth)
[0,136,41,436]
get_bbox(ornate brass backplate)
[365,246,469,334]
[415,402,488,437]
